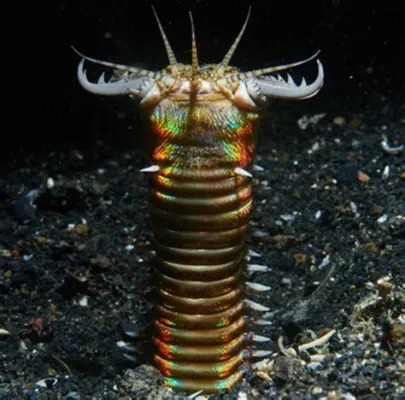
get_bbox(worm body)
[147,98,257,391]
[74,8,323,393]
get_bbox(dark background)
[3,0,404,157]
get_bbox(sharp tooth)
[287,73,294,85]
[247,264,269,272]
[121,323,144,338]
[244,333,272,342]
[251,229,269,238]
[252,350,273,357]
[188,390,204,399]
[116,341,137,352]
[301,77,307,87]
[253,164,265,171]
[246,282,271,292]
[253,319,273,326]
[98,73,106,84]
[122,353,138,362]
[124,330,143,338]
[248,249,262,258]
[140,165,160,172]
[243,349,273,358]
[234,167,252,178]
[245,299,270,312]
[252,334,272,342]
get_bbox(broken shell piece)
[0,328,11,338]
[36,377,58,388]
[381,139,404,155]
[298,329,336,351]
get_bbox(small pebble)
[357,170,370,182]
[377,214,388,224]
[333,116,346,126]
[46,177,55,189]
[72,223,89,236]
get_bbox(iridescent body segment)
[74,7,324,393]
[146,96,257,391]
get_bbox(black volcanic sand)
[0,92,404,399]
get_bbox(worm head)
[74,7,323,111]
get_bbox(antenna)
[189,12,199,73]
[220,6,252,67]
[151,6,177,65]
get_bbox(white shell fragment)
[297,112,326,130]
[317,255,331,270]
[0,328,11,337]
[46,177,55,189]
[381,139,404,155]
[298,329,336,351]
[36,377,58,388]
[382,165,390,179]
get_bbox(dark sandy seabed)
[0,87,404,400]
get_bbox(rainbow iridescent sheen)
[143,91,258,393]
[147,99,258,168]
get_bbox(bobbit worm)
[74,7,323,393]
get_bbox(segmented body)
[147,98,258,391]
[74,7,323,393]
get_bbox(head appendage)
[189,12,199,74]
[220,6,252,67]
[151,6,177,65]
[232,50,321,81]
[71,46,156,78]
